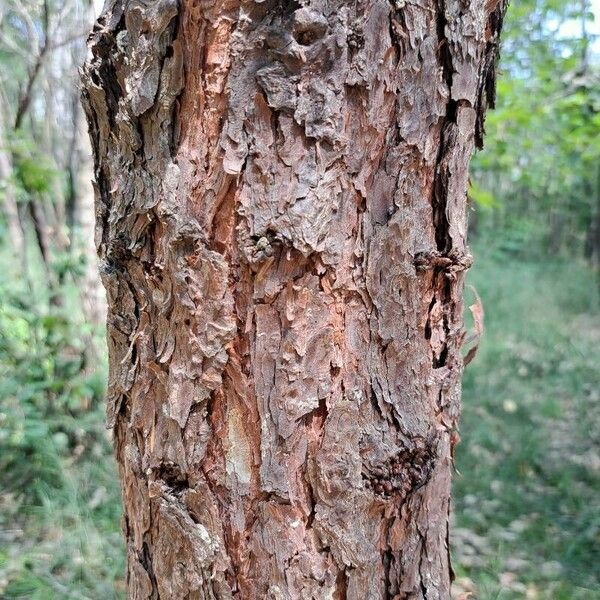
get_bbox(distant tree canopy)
[471,0,600,265]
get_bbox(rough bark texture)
[81,1,507,598]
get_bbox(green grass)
[0,381,125,600]
[0,439,125,598]
[453,243,600,599]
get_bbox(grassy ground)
[0,368,125,599]
[0,443,124,599]
[0,243,598,599]
[452,243,600,599]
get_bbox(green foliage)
[53,250,88,281]
[469,180,499,209]
[471,0,600,259]
[1,293,89,501]
[15,156,56,195]
[7,135,58,198]
[0,263,124,598]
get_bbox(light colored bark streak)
[81,0,506,598]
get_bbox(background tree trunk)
[0,96,25,262]
[74,103,108,328]
[81,0,506,598]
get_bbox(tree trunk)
[75,100,108,328]
[0,93,26,263]
[81,1,506,598]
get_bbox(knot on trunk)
[414,249,473,276]
[363,443,436,501]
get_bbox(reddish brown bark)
[82,1,506,598]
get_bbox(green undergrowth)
[453,241,600,599]
[0,255,124,599]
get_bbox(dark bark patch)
[153,462,190,496]
[363,444,435,501]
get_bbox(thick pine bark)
[82,1,506,598]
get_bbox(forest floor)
[0,243,598,599]
[453,243,600,599]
